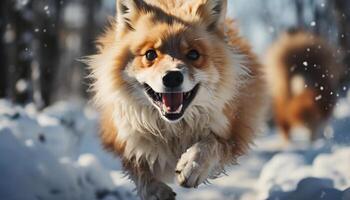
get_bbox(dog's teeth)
[175,104,183,113]
[162,104,167,113]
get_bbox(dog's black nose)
[162,71,184,88]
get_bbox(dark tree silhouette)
[1,0,102,108]
[334,0,350,87]
[10,0,33,104]
[0,0,8,98]
[0,0,349,108]
[31,0,62,107]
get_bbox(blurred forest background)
[1,0,350,109]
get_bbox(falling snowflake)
[315,95,322,101]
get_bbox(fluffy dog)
[88,0,266,199]
[265,29,342,142]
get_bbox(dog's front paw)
[175,144,212,188]
[140,180,176,200]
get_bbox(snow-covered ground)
[0,92,350,200]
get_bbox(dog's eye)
[145,49,157,61]
[186,49,200,61]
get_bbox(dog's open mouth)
[143,84,200,121]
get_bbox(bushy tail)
[264,29,341,139]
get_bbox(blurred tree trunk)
[295,0,305,28]
[334,0,350,86]
[81,0,102,99]
[53,0,101,102]
[1,0,63,108]
[31,0,62,108]
[1,0,104,106]
[1,1,17,101]
[12,1,34,104]
[313,2,323,35]
[0,1,8,97]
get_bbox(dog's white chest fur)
[113,99,219,182]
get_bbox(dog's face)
[130,37,202,122]
[113,0,236,122]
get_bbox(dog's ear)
[189,0,227,33]
[116,0,144,31]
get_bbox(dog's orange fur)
[265,30,342,141]
[88,1,266,199]
[94,20,265,165]
[223,20,266,159]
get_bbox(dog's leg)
[123,159,176,200]
[175,134,229,188]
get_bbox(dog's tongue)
[162,93,183,113]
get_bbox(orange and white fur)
[265,29,342,142]
[88,0,266,199]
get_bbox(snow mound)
[0,100,134,200]
[0,94,350,200]
[267,177,350,200]
[259,147,350,199]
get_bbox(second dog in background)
[265,29,343,142]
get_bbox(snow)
[0,91,350,200]
[0,100,133,200]
[258,148,350,199]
